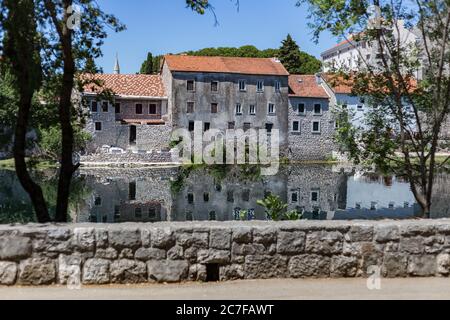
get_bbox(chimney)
[114,53,120,74]
[315,73,322,84]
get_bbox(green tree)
[257,194,288,221]
[279,34,303,74]
[299,0,450,216]
[140,52,154,74]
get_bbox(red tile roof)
[288,75,329,98]
[163,55,289,76]
[83,74,166,98]
[323,74,354,94]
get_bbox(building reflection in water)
[71,164,447,223]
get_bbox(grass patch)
[0,158,58,170]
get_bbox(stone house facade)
[161,55,290,157]
[83,74,172,154]
[288,74,337,161]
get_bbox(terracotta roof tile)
[288,75,329,98]
[83,74,166,98]
[163,55,289,76]
[323,74,354,94]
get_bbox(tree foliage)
[300,0,450,216]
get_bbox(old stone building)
[83,74,172,154]
[288,74,337,161]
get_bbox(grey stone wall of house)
[166,71,289,157]
[2,220,450,285]
[136,124,172,152]
[288,97,337,161]
[80,151,178,166]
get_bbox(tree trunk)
[14,97,51,223]
[54,1,78,222]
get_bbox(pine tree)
[278,34,303,74]
[140,52,153,74]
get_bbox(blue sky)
[95,0,337,74]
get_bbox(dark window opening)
[187,102,195,114]
[187,80,195,91]
[206,264,220,282]
[204,193,210,202]
[242,190,250,202]
[130,125,137,145]
[188,121,195,132]
[136,104,143,114]
[129,182,136,201]
[292,121,300,132]
[149,104,157,115]
[94,197,102,206]
[265,123,273,133]
[298,103,305,114]
[211,103,218,114]
[227,191,234,202]
[211,81,218,92]
[102,102,109,112]
[243,123,251,131]
[314,104,322,114]
[115,103,121,114]
[291,192,298,203]
[187,193,194,204]
[91,101,98,112]
[204,122,211,132]
[135,207,142,218]
[149,208,157,219]
[209,211,216,221]
[95,122,102,131]
[228,122,235,130]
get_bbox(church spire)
[114,53,120,74]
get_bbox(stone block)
[110,259,147,284]
[82,258,110,284]
[277,231,305,254]
[147,260,189,283]
[288,255,330,278]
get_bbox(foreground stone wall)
[1,220,450,286]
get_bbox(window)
[187,102,195,114]
[91,101,98,112]
[238,80,246,91]
[228,122,235,130]
[149,208,157,219]
[268,103,275,114]
[227,191,234,202]
[211,81,218,92]
[94,197,102,206]
[204,193,210,202]
[135,208,142,218]
[242,190,250,202]
[314,104,322,115]
[204,122,211,132]
[311,190,319,202]
[243,123,251,131]
[95,122,102,131]
[312,121,321,133]
[355,202,362,210]
[188,121,195,132]
[102,101,108,112]
[235,103,242,115]
[209,211,216,221]
[249,105,256,115]
[211,103,218,114]
[129,182,136,201]
[265,123,274,133]
[291,192,299,203]
[370,202,378,211]
[275,80,281,92]
[292,121,300,132]
[357,105,364,111]
[149,104,157,115]
[136,104,143,115]
[187,193,194,204]
[187,80,195,91]
[257,81,264,92]
[115,103,121,114]
[298,103,306,115]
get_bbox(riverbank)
[0,158,58,170]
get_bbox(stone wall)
[288,97,337,161]
[1,220,450,286]
[80,151,178,166]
